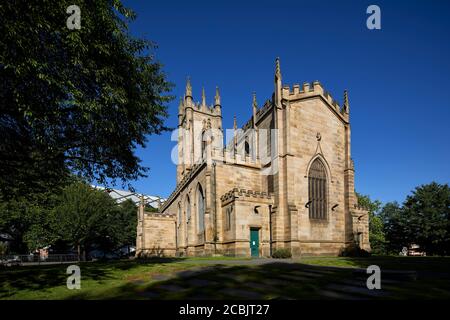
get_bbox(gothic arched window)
[177,203,182,227]
[185,196,191,223]
[308,158,327,220]
[197,185,205,233]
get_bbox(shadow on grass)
[302,256,450,275]
[72,257,450,300]
[4,256,450,300]
[0,257,184,299]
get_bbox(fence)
[1,254,79,266]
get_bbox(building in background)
[93,186,165,209]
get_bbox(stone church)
[136,58,370,257]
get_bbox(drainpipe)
[269,204,273,257]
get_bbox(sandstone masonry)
[136,58,370,257]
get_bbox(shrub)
[272,248,292,259]
[339,246,371,257]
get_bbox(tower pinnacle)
[343,90,349,114]
[214,86,221,107]
[274,57,282,108]
[201,87,206,106]
[185,77,192,98]
[178,97,184,113]
[252,92,258,128]
[275,57,281,80]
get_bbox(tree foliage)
[357,193,386,254]
[54,182,112,258]
[0,180,138,255]
[357,183,450,256]
[105,199,137,252]
[402,182,450,255]
[379,201,405,254]
[53,182,137,258]
[381,182,450,255]
[0,0,172,199]
[0,187,63,253]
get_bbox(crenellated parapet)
[211,148,260,167]
[220,187,274,206]
[143,212,175,219]
[180,99,222,117]
[254,99,274,123]
[281,81,349,123]
[179,78,222,119]
[189,101,222,116]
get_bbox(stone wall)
[136,212,176,257]
[287,94,347,255]
[220,188,273,257]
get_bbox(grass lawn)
[1,256,450,300]
[299,255,450,272]
[0,257,233,300]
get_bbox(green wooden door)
[250,228,259,257]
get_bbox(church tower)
[177,78,223,183]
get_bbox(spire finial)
[275,57,281,79]
[343,89,349,114]
[274,57,282,107]
[214,86,221,107]
[233,115,237,130]
[252,92,257,109]
[201,86,206,106]
[185,77,192,98]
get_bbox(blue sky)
[117,0,450,204]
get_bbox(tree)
[380,182,450,255]
[117,199,138,250]
[402,182,450,255]
[102,199,137,254]
[0,0,172,199]
[53,181,120,260]
[357,193,386,254]
[0,179,139,256]
[380,201,406,254]
[0,189,62,254]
